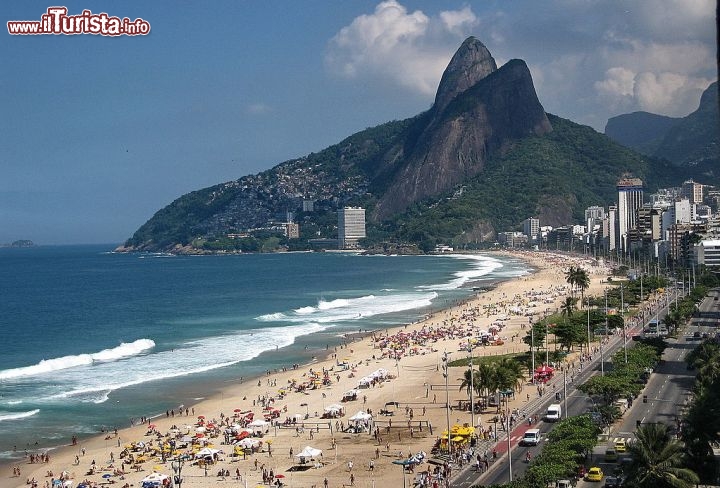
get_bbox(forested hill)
[119,37,695,254]
[119,112,685,254]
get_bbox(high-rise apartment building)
[682,179,703,204]
[522,217,540,242]
[617,175,644,252]
[338,207,366,249]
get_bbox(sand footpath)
[7,251,612,488]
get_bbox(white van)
[520,428,541,446]
[546,403,562,422]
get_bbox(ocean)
[0,245,530,458]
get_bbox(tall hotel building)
[338,207,366,249]
[617,175,644,252]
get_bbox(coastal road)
[453,286,688,488]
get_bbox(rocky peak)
[373,42,551,221]
[433,36,497,113]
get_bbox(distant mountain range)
[119,38,715,254]
[605,81,718,176]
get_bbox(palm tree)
[575,268,590,305]
[624,422,699,488]
[566,267,590,305]
[496,358,526,392]
[561,296,576,317]
[458,368,481,398]
[565,266,578,298]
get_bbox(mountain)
[605,81,719,173]
[604,112,680,154]
[372,44,552,220]
[120,38,689,254]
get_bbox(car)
[614,439,627,453]
[694,331,702,338]
[604,476,622,488]
[586,467,604,482]
[604,448,618,462]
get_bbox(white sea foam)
[0,339,156,380]
[0,409,40,422]
[41,322,326,402]
[416,254,504,291]
[258,292,437,325]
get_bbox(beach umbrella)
[101,474,112,479]
[275,474,285,479]
[233,408,242,413]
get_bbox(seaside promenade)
[7,251,616,488]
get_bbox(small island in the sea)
[1,239,36,248]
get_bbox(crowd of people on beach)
[9,251,627,488]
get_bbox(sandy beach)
[6,250,614,488]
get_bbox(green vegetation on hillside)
[371,115,683,249]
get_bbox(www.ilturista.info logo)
[7,7,150,36]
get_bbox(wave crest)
[0,409,40,422]
[0,339,155,380]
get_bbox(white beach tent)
[323,404,344,415]
[295,446,322,459]
[141,473,169,487]
[349,411,372,422]
[234,438,261,449]
[194,447,220,459]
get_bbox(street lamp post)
[531,324,535,383]
[467,344,475,428]
[545,321,549,366]
[602,289,608,376]
[621,285,627,364]
[171,457,184,488]
[586,297,591,353]
[563,366,568,419]
[442,351,452,456]
[506,415,513,482]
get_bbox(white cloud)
[439,6,478,37]
[634,71,712,115]
[325,1,480,95]
[595,67,635,98]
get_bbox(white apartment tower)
[604,205,618,252]
[617,176,644,252]
[338,207,366,249]
[585,205,606,233]
[522,217,540,242]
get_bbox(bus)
[647,319,659,335]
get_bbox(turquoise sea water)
[0,245,530,458]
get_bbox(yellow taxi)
[585,467,604,482]
[614,439,627,453]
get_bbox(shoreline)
[5,250,609,488]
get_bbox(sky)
[0,1,716,245]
